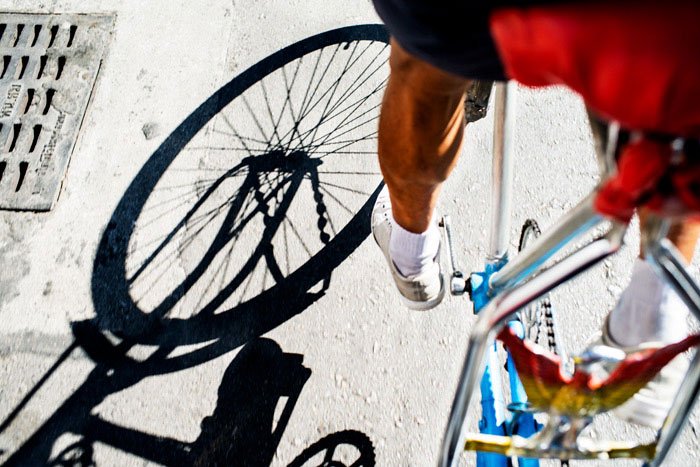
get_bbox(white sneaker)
[371,186,445,311]
[594,317,688,430]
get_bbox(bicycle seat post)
[488,81,517,265]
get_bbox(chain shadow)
[91,23,389,346]
[2,24,388,466]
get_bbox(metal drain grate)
[0,13,113,210]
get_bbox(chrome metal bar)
[488,82,516,261]
[438,223,626,467]
[602,121,620,179]
[466,431,655,461]
[648,350,700,467]
[489,193,604,293]
[648,238,700,322]
[643,237,700,466]
[439,326,491,467]
[484,223,625,333]
[586,110,619,179]
[489,112,619,295]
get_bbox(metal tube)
[586,109,610,176]
[634,236,700,467]
[489,114,623,293]
[647,238,700,323]
[490,193,604,293]
[585,111,620,181]
[488,82,516,261]
[648,350,700,467]
[485,223,625,332]
[438,223,626,467]
[439,329,491,467]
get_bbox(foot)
[591,317,689,430]
[371,186,445,310]
[589,258,690,429]
[582,259,688,429]
[608,259,689,347]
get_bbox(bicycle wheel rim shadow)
[91,24,389,347]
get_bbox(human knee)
[388,39,426,78]
[388,39,468,96]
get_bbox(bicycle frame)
[438,83,700,467]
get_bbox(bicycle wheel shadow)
[91,23,389,349]
[2,24,387,466]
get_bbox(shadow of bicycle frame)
[2,24,388,466]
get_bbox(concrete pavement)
[0,1,698,466]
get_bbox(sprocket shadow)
[91,24,389,350]
[3,24,387,466]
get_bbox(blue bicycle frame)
[438,82,700,467]
[471,260,540,467]
[471,82,540,467]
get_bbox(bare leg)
[378,39,470,233]
[639,209,700,263]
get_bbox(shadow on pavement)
[46,338,313,467]
[2,24,389,466]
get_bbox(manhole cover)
[0,13,113,211]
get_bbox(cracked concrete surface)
[0,1,699,466]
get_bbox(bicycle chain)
[542,298,558,354]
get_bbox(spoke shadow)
[92,24,389,348]
[2,24,387,466]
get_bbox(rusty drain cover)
[0,13,113,211]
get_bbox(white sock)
[608,258,689,347]
[389,218,440,277]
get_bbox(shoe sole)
[398,272,446,311]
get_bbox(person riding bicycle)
[369,0,700,429]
